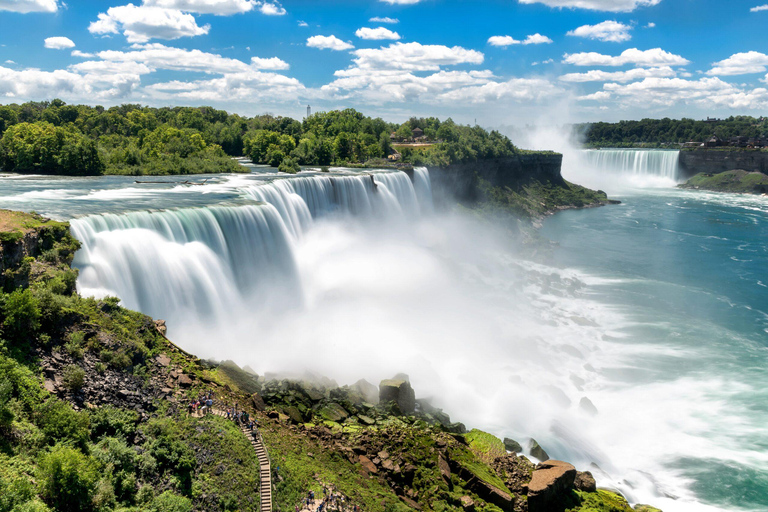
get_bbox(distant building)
[705,135,723,147]
[704,117,721,123]
[412,127,424,138]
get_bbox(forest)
[575,116,768,147]
[0,100,518,176]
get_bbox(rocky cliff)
[427,153,564,208]
[679,149,768,179]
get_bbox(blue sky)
[1,0,768,126]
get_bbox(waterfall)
[71,170,432,331]
[412,167,434,214]
[581,149,680,180]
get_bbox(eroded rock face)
[527,460,577,512]
[528,438,549,461]
[379,378,416,414]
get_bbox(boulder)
[379,378,416,414]
[155,353,171,367]
[357,415,376,425]
[459,496,475,512]
[359,455,378,474]
[177,374,193,387]
[503,438,523,453]
[527,460,577,512]
[154,319,167,336]
[251,393,266,411]
[575,471,596,492]
[353,379,380,404]
[282,405,304,424]
[437,455,452,485]
[319,402,349,422]
[528,438,549,461]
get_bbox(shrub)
[64,332,85,359]
[37,444,99,512]
[35,398,90,449]
[278,156,300,174]
[62,365,85,392]
[2,288,41,343]
[89,406,139,441]
[149,491,192,512]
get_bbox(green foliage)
[682,170,768,194]
[61,365,85,392]
[35,399,91,449]
[2,288,41,344]
[577,116,768,146]
[566,490,634,512]
[464,429,506,464]
[278,156,300,174]
[64,332,85,359]
[149,491,192,512]
[37,444,99,512]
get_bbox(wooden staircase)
[210,406,272,512]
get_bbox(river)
[0,153,764,511]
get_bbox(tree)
[278,156,300,174]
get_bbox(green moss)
[465,429,506,464]
[566,490,634,512]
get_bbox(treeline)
[576,116,768,147]
[0,100,519,176]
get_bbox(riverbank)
[0,210,656,512]
[679,170,768,194]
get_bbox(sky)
[1,0,768,126]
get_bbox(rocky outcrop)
[427,154,564,208]
[527,460,577,512]
[528,438,549,461]
[504,438,523,453]
[574,471,596,492]
[678,149,768,179]
[379,378,416,414]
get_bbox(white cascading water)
[65,165,730,512]
[566,149,681,191]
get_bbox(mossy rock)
[318,402,349,422]
[566,490,634,512]
[633,506,662,512]
[465,429,506,464]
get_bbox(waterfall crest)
[581,149,680,180]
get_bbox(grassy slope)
[681,170,768,194]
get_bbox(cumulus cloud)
[89,4,210,43]
[559,66,675,82]
[750,4,768,11]
[297,20,308,27]
[142,0,257,14]
[349,42,483,72]
[44,36,76,49]
[250,56,289,70]
[645,22,656,27]
[436,78,562,103]
[488,33,553,46]
[563,47,689,67]
[518,0,661,12]
[567,20,632,42]
[707,51,768,76]
[578,91,611,100]
[603,76,768,109]
[369,16,398,23]
[355,27,401,40]
[71,50,95,58]
[0,0,58,13]
[258,2,285,15]
[306,35,354,51]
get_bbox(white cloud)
[567,20,632,42]
[369,16,399,23]
[603,76,768,109]
[750,4,768,11]
[518,0,661,12]
[71,50,95,58]
[436,78,562,103]
[0,66,92,99]
[379,0,421,4]
[89,4,210,43]
[44,36,76,49]
[250,56,289,70]
[4,60,15,64]
[258,2,285,15]
[578,91,611,100]
[306,35,354,51]
[0,0,58,13]
[298,20,308,27]
[355,27,401,40]
[707,51,768,76]
[142,0,257,15]
[488,33,553,46]
[563,47,689,67]
[559,66,675,82]
[97,43,252,74]
[645,22,656,27]
[349,42,483,72]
